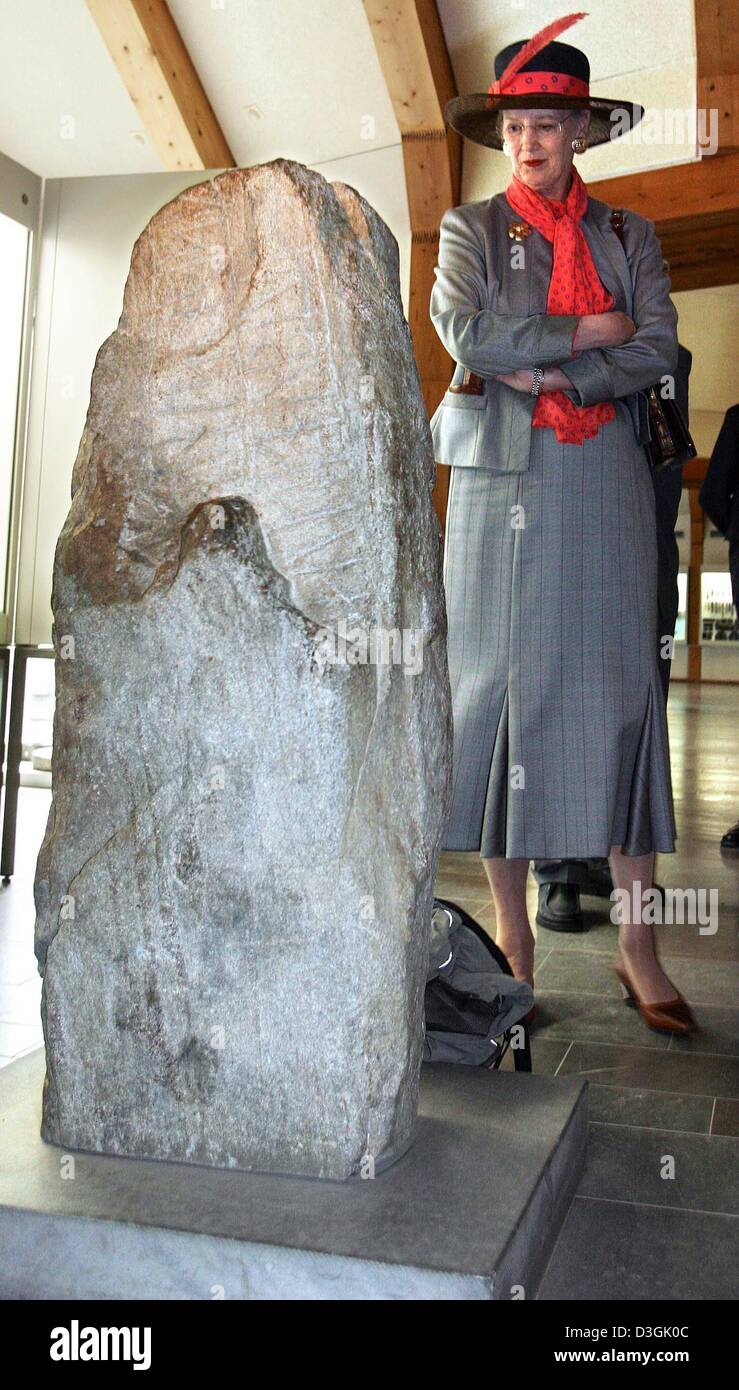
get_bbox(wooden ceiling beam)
[362,1,462,525]
[589,150,739,222]
[362,0,460,226]
[590,151,739,289]
[85,0,235,170]
[696,0,739,153]
[655,208,739,291]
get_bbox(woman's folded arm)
[430,205,580,376]
[560,216,679,404]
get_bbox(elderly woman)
[430,14,695,1034]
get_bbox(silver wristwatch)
[530,367,545,398]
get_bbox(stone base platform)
[0,1051,587,1300]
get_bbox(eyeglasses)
[501,116,575,143]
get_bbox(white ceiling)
[0,0,698,182]
[1,0,161,177]
[0,0,400,177]
[438,0,696,86]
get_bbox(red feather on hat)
[491,11,588,94]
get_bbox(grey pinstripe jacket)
[429,191,679,473]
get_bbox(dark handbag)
[610,209,697,473]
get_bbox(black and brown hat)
[444,11,644,149]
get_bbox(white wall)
[16,147,410,645]
[17,168,209,645]
[0,148,42,645]
[672,285,739,457]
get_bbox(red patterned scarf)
[506,166,615,444]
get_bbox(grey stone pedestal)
[0,1051,587,1300]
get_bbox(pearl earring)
[571,137,587,154]
[502,139,512,158]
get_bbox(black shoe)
[721,820,739,851]
[535,882,586,932]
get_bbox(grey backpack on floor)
[423,899,533,1071]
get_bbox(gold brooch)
[508,220,532,242]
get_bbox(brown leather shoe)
[614,959,696,1036]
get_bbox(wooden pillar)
[696,0,739,153]
[85,0,235,170]
[363,0,462,531]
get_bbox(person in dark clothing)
[535,345,693,928]
[699,404,739,615]
[699,403,739,852]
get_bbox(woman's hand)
[573,312,636,350]
[495,368,574,393]
[494,370,534,392]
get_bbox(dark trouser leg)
[534,863,587,931]
[532,859,588,886]
[533,857,613,895]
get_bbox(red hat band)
[488,70,590,99]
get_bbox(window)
[0,210,31,612]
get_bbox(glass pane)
[21,654,55,770]
[675,570,688,643]
[0,210,30,611]
[701,571,737,642]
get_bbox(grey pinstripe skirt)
[441,403,677,859]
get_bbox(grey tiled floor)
[434,683,739,1301]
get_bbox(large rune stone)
[33,159,453,1180]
